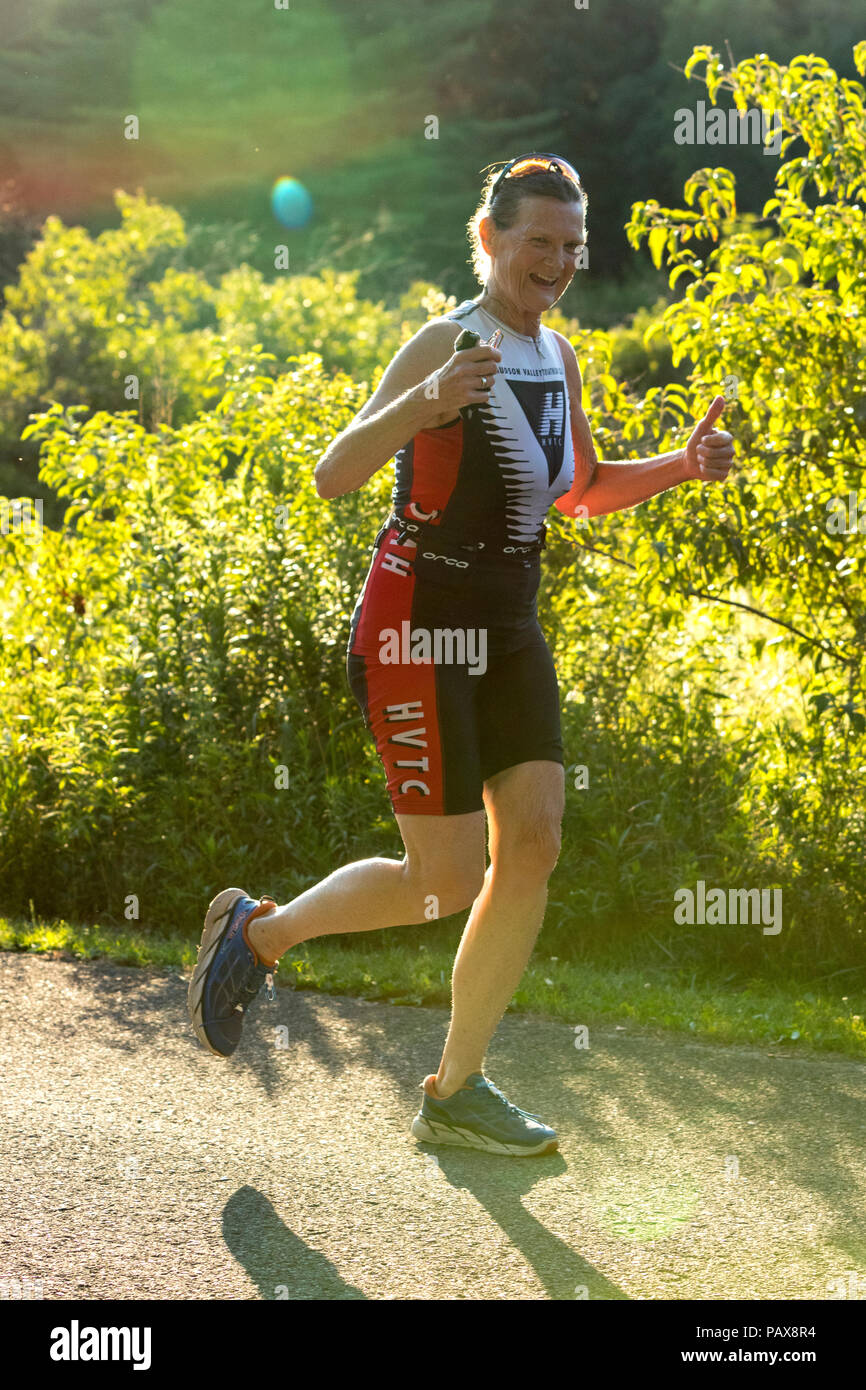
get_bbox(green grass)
[3,916,864,1060]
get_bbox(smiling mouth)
[529,273,558,287]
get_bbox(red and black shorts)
[346,523,564,816]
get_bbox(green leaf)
[648,226,668,270]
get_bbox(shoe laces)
[235,961,277,1010]
[484,1079,543,1121]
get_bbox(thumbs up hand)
[682,395,735,483]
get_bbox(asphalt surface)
[2,952,865,1301]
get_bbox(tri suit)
[346,298,577,816]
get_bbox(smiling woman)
[467,155,589,302]
[189,148,735,1163]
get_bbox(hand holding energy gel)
[449,328,502,418]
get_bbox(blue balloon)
[271,177,313,228]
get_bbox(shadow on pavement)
[223,1186,368,1300]
[63,954,866,1296]
[418,1144,628,1300]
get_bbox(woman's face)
[480,194,586,312]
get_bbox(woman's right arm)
[314,321,501,499]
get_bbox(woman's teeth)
[530,274,557,286]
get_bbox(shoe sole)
[411,1113,558,1157]
[187,886,249,1057]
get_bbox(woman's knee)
[495,814,562,881]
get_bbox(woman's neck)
[475,290,542,341]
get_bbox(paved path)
[2,953,865,1300]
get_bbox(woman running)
[188,153,735,1156]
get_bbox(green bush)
[1,44,864,978]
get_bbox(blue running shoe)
[188,887,278,1057]
[411,1072,558,1156]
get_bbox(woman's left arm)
[551,332,735,520]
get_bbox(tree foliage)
[0,190,449,492]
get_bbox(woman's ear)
[478,214,495,258]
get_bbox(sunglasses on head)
[489,152,582,202]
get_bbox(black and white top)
[390,299,575,549]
